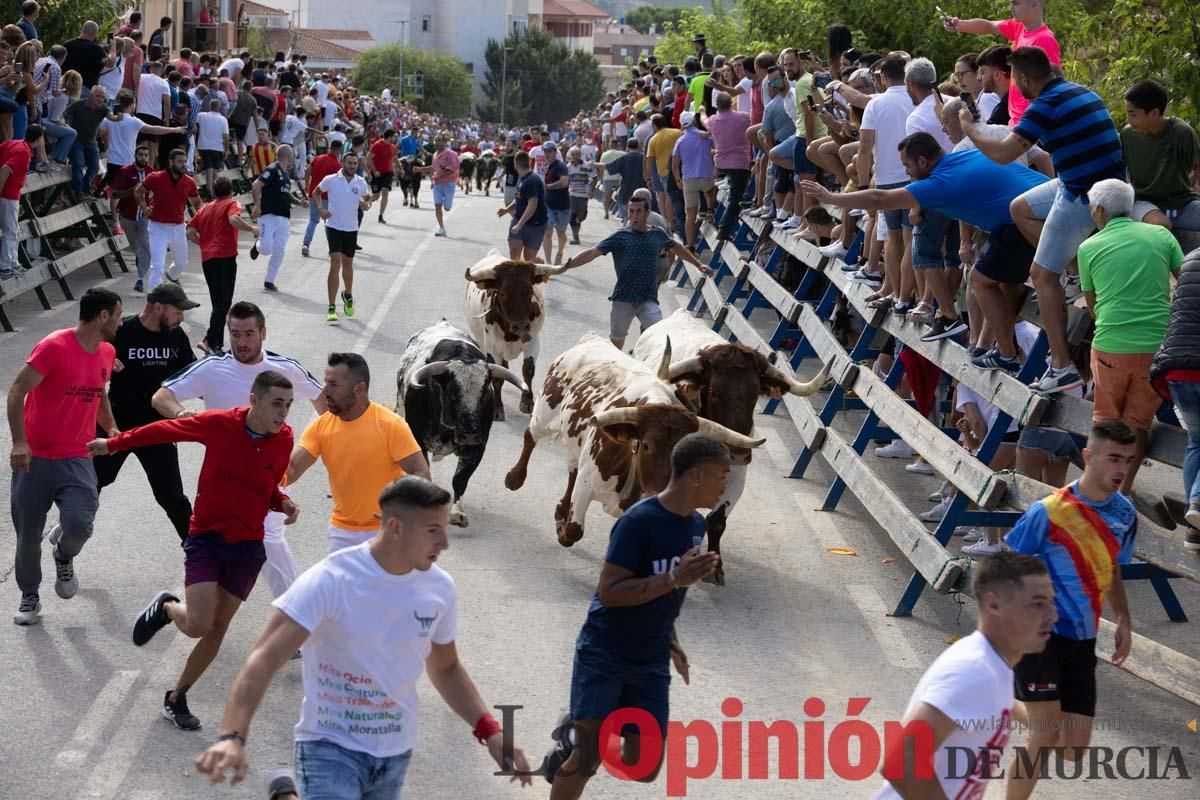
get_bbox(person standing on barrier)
[110,143,153,292]
[136,148,201,289]
[561,194,711,350]
[186,177,259,355]
[64,85,108,200]
[249,144,295,293]
[0,124,38,281]
[544,435,727,797]
[703,91,752,246]
[872,552,1056,799]
[1001,419,1137,800]
[9,288,121,627]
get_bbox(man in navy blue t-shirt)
[561,194,711,349]
[545,434,729,797]
[497,150,548,261]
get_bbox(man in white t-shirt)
[135,60,172,167]
[872,552,1056,799]
[316,152,372,323]
[153,301,326,598]
[194,98,230,196]
[194,477,534,798]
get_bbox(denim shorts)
[770,134,797,163]
[431,182,456,209]
[912,207,961,270]
[569,643,670,736]
[1018,179,1095,274]
[650,170,665,192]
[791,136,816,175]
[296,739,412,800]
[547,206,571,231]
[509,221,546,250]
[878,181,912,230]
[1018,425,1080,461]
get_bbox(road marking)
[55,670,141,768]
[352,205,459,356]
[845,583,921,669]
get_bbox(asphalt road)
[0,188,1197,799]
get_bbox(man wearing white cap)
[672,111,716,251]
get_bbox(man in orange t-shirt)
[186,176,259,354]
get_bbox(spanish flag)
[1043,486,1120,627]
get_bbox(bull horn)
[465,264,498,282]
[409,361,450,389]
[533,263,560,276]
[488,364,528,392]
[766,356,834,397]
[656,337,673,382]
[668,356,704,380]
[696,418,767,449]
[591,407,642,429]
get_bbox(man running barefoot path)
[9,288,121,626]
[286,352,430,553]
[194,476,534,799]
[87,370,300,732]
[317,151,372,323]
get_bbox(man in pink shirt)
[943,0,1060,125]
[419,134,459,238]
[703,92,752,243]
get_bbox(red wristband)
[473,713,502,745]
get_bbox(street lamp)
[389,19,410,99]
[500,46,512,128]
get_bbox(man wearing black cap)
[692,33,711,59]
[88,283,200,542]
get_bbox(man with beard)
[315,151,372,323]
[10,289,121,626]
[134,148,201,289]
[109,144,154,292]
[89,370,300,732]
[285,352,428,553]
[151,302,325,618]
[249,145,296,293]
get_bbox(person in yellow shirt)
[286,352,430,552]
[644,115,683,235]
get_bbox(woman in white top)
[96,39,126,102]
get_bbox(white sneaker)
[905,460,935,475]
[819,241,849,260]
[434,226,447,237]
[929,481,951,504]
[920,496,952,522]
[963,539,1010,557]
[750,204,774,218]
[778,214,804,230]
[961,528,987,543]
[875,440,915,460]
[775,208,789,222]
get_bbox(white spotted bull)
[631,309,832,584]
[504,333,765,552]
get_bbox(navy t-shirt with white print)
[596,226,675,304]
[577,496,705,671]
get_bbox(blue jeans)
[1169,381,1200,505]
[304,198,321,246]
[42,121,77,162]
[295,740,412,800]
[70,141,100,196]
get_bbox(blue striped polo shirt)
[1014,78,1124,198]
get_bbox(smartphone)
[806,94,817,111]
[960,91,980,121]
[13,63,21,75]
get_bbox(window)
[421,15,431,32]
[619,47,628,56]
[512,17,527,35]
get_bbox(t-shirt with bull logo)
[274,542,458,757]
[577,496,705,672]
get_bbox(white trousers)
[147,221,189,288]
[257,214,290,283]
[328,524,376,554]
[260,508,300,598]
[0,198,19,270]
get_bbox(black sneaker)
[249,242,259,260]
[52,546,78,599]
[162,689,202,730]
[268,769,298,800]
[920,316,968,342]
[133,591,178,646]
[544,713,574,785]
[1030,366,1084,395]
[263,282,278,292]
[972,348,1020,374]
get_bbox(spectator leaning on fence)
[1078,179,1182,495]
[1120,79,1200,235]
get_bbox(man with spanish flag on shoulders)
[1002,418,1137,800]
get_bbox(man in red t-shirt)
[366,129,399,223]
[9,287,121,626]
[186,177,259,354]
[133,148,200,289]
[302,148,341,256]
[0,125,40,278]
[87,370,299,730]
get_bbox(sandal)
[867,295,893,309]
[906,302,935,324]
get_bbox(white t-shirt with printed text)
[161,350,324,410]
[274,543,458,757]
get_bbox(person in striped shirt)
[249,126,277,177]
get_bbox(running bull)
[396,320,526,527]
[632,309,832,584]
[504,333,765,560]
[464,251,561,421]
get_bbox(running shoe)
[777,215,804,230]
[1186,529,1200,551]
[301,244,310,257]
[326,305,338,323]
[920,316,968,342]
[819,241,849,261]
[543,712,574,785]
[1029,366,1084,395]
[268,769,298,800]
[1062,274,1083,303]
[52,546,77,599]
[342,292,355,318]
[848,269,883,287]
[920,496,952,523]
[263,282,278,292]
[249,242,259,260]
[133,279,144,293]
[971,348,1020,374]
[378,215,386,224]
[963,539,1010,557]
[905,460,935,475]
[434,226,447,237]
[1185,500,1200,530]
[162,689,202,730]
[875,440,915,459]
[13,592,40,626]
[133,591,179,646]
[960,528,987,543]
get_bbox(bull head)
[591,406,766,450]
[410,360,527,392]
[667,353,833,397]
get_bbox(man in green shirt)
[1121,79,1200,235]
[688,52,714,114]
[1079,178,1184,493]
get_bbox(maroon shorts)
[183,531,267,601]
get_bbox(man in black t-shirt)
[497,150,547,261]
[501,137,520,206]
[249,145,294,292]
[541,141,571,265]
[91,283,199,542]
[62,21,115,90]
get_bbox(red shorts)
[183,531,266,601]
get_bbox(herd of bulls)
[394,255,830,585]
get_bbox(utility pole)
[500,45,511,128]
[391,19,409,99]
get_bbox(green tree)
[354,44,473,118]
[244,23,273,61]
[36,0,130,51]
[625,6,686,35]
[477,27,605,126]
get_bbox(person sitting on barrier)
[1120,79,1200,237]
[1078,178,1182,496]
[1002,419,1136,800]
[800,132,1049,346]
